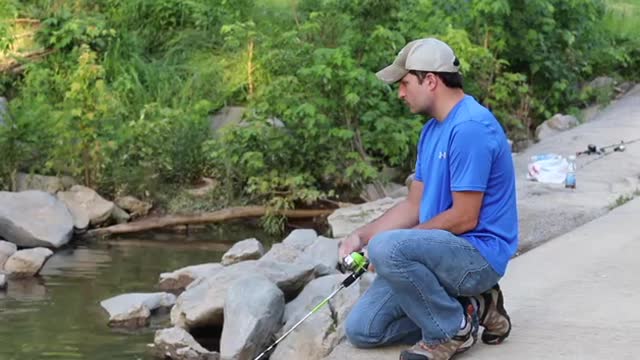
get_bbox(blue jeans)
[345,229,501,347]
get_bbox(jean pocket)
[456,264,499,296]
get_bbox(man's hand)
[338,232,365,261]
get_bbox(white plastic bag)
[527,154,569,184]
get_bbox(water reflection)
[0,225,280,360]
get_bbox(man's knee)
[368,230,407,275]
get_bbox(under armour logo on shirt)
[438,151,447,159]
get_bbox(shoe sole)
[481,285,511,345]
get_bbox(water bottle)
[565,155,576,189]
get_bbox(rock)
[100,292,176,327]
[259,243,303,263]
[114,195,152,218]
[185,177,218,197]
[0,96,7,126]
[588,76,616,90]
[209,106,246,133]
[0,191,74,248]
[296,236,339,277]
[0,240,18,269]
[171,260,314,329]
[270,274,364,360]
[327,197,403,238]
[282,229,318,251]
[361,182,407,202]
[0,273,5,289]
[220,275,284,360]
[535,113,579,140]
[221,238,265,266]
[615,81,635,96]
[4,248,54,278]
[159,263,223,293]
[153,327,219,360]
[15,173,66,194]
[111,205,131,224]
[57,185,115,226]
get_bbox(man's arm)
[414,191,483,234]
[354,179,423,245]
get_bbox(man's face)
[398,72,435,115]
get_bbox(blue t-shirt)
[414,95,518,276]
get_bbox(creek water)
[0,225,279,360]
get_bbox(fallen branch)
[85,206,334,238]
[0,48,55,74]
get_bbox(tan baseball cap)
[376,38,460,84]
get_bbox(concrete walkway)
[325,197,640,360]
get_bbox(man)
[339,38,518,360]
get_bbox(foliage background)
[1,0,638,231]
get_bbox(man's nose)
[398,87,405,99]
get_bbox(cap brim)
[375,64,407,84]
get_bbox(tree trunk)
[84,206,334,238]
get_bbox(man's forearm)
[355,199,420,244]
[413,207,477,234]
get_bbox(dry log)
[0,49,55,74]
[85,206,334,238]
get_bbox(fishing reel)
[341,252,370,287]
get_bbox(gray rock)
[296,236,339,276]
[15,173,66,194]
[270,274,364,360]
[361,182,407,202]
[221,238,264,266]
[111,205,130,224]
[0,97,7,126]
[100,292,176,327]
[0,273,5,289]
[4,247,54,278]
[57,185,115,226]
[114,196,152,218]
[259,243,303,263]
[536,113,579,140]
[185,177,218,198]
[159,263,223,293]
[153,327,219,360]
[171,260,314,329]
[0,240,17,269]
[209,106,246,134]
[282,229,318,251]
[588,76,616,90]
[0,191,74,248]
[220,275,284,360]
[328,197,403,238]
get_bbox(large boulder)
[327,197,403,238]
[114,196,152,218]
[14,173,74,194]
[220,275,285,360]
[4,247,54,278]
[221,238,265,266]
[171,260,314,329]
[296,236,340,277]
[57,185,115,226]
[282,229,318,251]
[159,263,223,293]
[100,292,176,327]
[0,240,17,269]
[0,191,74,248]
[535,113,579,140]
[270,274,366,360]
[153,327,219,360]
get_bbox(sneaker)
[399,313,478,360]
[474,284,511,345]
